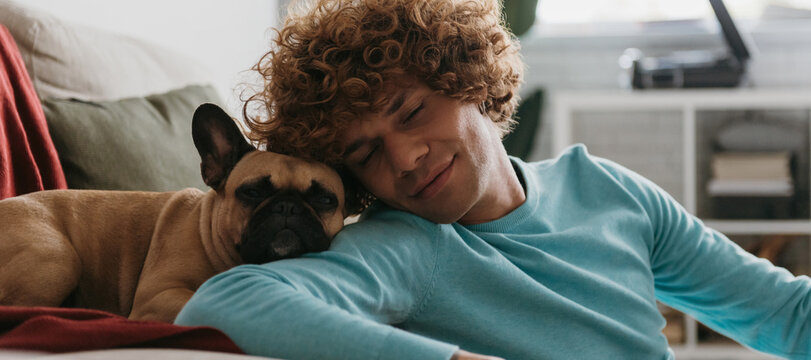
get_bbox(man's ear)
[192,103,255,191]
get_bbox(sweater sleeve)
[592,154,811,359]
[175,209,459,360]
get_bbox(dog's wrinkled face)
[192,103,346,264]
[223,152,345,264]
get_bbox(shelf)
[703,220,811,235]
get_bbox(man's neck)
[457,157,526,225]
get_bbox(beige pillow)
[0,0,215,101]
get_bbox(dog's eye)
[304,181,338,210]
[309,194,337,210]
[245,189,262,198]
[237,187,264,200]
[317,196,335,205]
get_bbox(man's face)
[339,81,505,224]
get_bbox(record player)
[626,0,756,89]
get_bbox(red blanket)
[0,24,67,200]
[0,306,244,354]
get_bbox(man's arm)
[176,214,460,360]
[595,156,811,358]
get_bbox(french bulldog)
[0,103,347,323]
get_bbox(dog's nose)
[271,200,302,216]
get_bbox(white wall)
[519,20,811,160]
[520,21,811,92]
[23,0,281,119]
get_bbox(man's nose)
[384,133,428,177]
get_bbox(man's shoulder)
[332,202,449,250]
[517,144,656,204]
[524,144,670,209]
[552,144,657,188]
[357,201,438,228]
[517,144,609,179]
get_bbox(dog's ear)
[192,103,255,190]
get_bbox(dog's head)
[191,103,347,264]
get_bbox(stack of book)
[707,152,794,197]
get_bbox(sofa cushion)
[0,0,215,101]
[41,85,222,191]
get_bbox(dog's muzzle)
[239,192,331,264]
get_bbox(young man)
[175,0,811,359]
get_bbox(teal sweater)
[176,145,811,359]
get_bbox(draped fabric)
[0,24,67,200]
[0,306,243,354]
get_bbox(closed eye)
[402,103,424,125]
[359,143,379,167]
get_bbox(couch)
[0,0,271,358]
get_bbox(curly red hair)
[244,0,524,213]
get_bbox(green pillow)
[42,84,221,191]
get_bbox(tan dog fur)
[0,104,346,323]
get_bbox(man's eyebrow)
[343,137,367,158]
[385,89,408,116]
[343,84,414,158]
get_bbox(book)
[707,178,793,197]
[711,152,791,180]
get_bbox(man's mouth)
[411,156,455,199]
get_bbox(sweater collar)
[461,157,537,233]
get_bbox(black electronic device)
[627,0,754,89]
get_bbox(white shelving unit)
[547,87,811,359]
